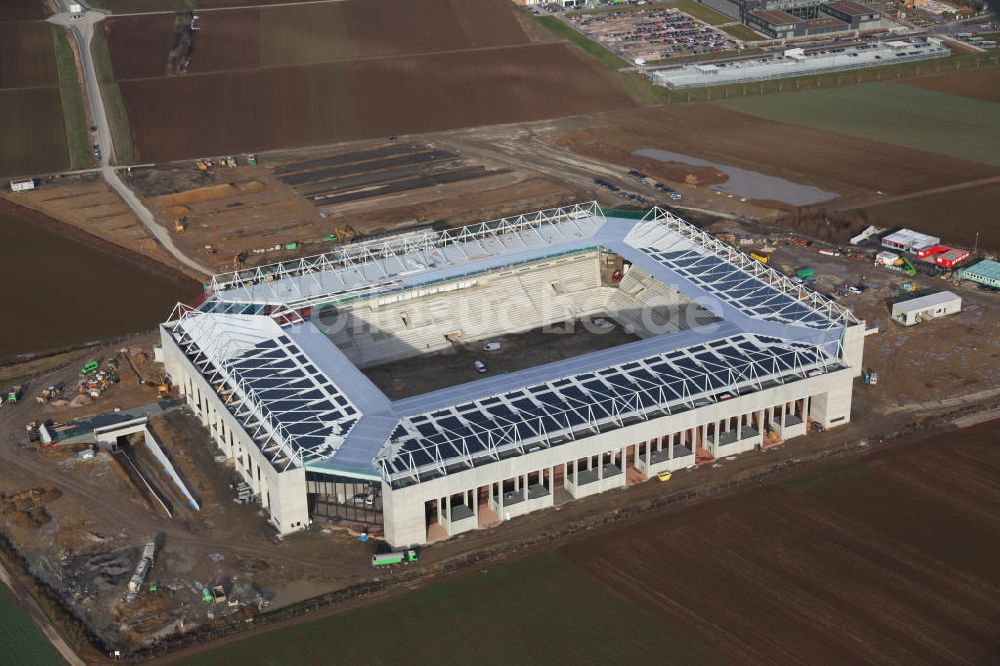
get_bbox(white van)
[482,341,502,352]
[474,360,487,374]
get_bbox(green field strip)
[0,584,64,666]
[667,0,731,25]
[179,552,721,665]
[51,25,91,170]
[533,16,668,107]
[90,24,134,164]
[534,15,628,70]
[716,81,1000,166]
[719,23,766,41]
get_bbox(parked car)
[592,317,613,329]
[482,341,502,352]
[474,360,487,374]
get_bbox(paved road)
[47,3,214,278]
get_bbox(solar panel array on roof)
[171,315,360,471]
[378,333,834,480]
[626,221,835,329]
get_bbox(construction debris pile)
[0,487,62,529]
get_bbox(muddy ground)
[560,417,1000,665]
[0,202,200,361]
[361,316,643,400]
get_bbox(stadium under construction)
[159,204,865,547]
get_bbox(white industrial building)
[891,291,961,326]
[159,203,865,547]
[651,38,949,90]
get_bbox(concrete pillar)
[598,453,604,480]
[472,489,478,518]
[444,495,450,522]
[498,480,504,511]
[573,458,578,486]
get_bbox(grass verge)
[50,25,90,170]
[178,552,716,666]
[784,462,875,494]
[668,0,730,25]
[533,15,627,70]
[89,24,134,164]
[533,15,669,106]
[719,23,766,41]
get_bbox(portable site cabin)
[875,251,898,267]
[9,178,34,192]
[891,291,961,326]
[958,259,1000,289]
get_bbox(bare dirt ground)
[133,140,575,273]
[906,67,1000,104]
[362,317,642,400]
[4,174,202,279]
[0,348,380,653]
[560,419,1000,666]
[550,104,1000,200]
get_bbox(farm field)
[906,67,1000,104]
[861,181,1000,251]
[104,0,533,78]
[0,583,63,666]
[552,104,1000,199]
[176,552,719,666]
[178,419,1000,665]
[0,21,58,88]
[91,0,330,11]
[0,88,70,178]
[564,421,1000,665]
[717,83,1000,167]
[0,0,50,20]
[119,43,632,163]
[0,19,74,178]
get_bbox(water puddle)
[634,147,839,206]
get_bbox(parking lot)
[569,6,740,62]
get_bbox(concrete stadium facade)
[159,203,864,547]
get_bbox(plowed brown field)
[906,67,1000,104]
[0,22,57,87]
[0,88,69,177]
[561,420,1000,666]
[555,104,999,197]
[120,43,633,163]
[0,0,49,21]
[101,13,175,80]
[104,0,531,78]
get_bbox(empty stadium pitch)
[159,203,865,546]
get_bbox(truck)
[81,360,99,375]
[796,267,815,281]
[371,550,419,567]
[6,385,24,404]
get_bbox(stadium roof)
[166,204,860,481]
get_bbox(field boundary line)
[106,40,563,84]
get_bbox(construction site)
[0,187,998,657]
[1,0,999,658]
